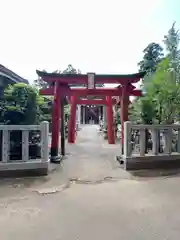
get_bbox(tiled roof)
[0,64,29,84]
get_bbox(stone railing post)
[2,130,9,163]
[41,121,49,162]
[163,128,172,154]
[139,128,146,156]
[22,130,29,161]
[177,128,180,153]
[124,121,131,157]
[152,129,159,155]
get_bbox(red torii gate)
[37,70,145,162]
[68,96,118,144]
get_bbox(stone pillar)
[80,106,82,124]
[77,105,81,129]
[103,105,106,128]
[100,106,103,120]
[83,106,86,124]
[97,106,99,124]
[98,106,101,124]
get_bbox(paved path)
[1,125,180,239]
[61,124,128,182]
[0,125,127,198]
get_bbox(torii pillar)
[106,96,115,144]
[120,85,129,153]
[51,81,61,162]
[68,96,77,143]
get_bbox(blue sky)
[0,0,179,83]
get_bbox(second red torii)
[76,99,116,105]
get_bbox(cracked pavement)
[1,125,180,239]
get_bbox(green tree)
[38,96,53,123]
[62,64,81,74]
[131,58,180,124]
[129,98,141,123]
[163,22,180,82]
[138,42,164,73]
[147,58,180,123]
[1,83,44,125]
[129,96,155,124]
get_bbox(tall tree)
[163,22,180,82]
[131,58,180,124]
[62,64,81,74]
[62,64,84,87]
[138,42,164,73]
[147,58,180,123]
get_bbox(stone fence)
[0,121,49,177]
[122,121,180,170]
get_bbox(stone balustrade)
[0,121,49,177]
[122,121,180,170]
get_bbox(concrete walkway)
[0,125,127,197]
[61,124,128,182]
[1,125,180,239]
